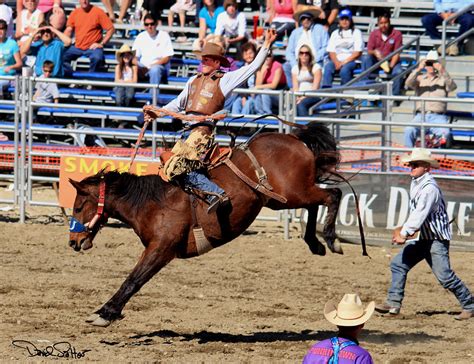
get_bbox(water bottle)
[283,30,288,46]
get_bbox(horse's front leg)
[86,241,176,327]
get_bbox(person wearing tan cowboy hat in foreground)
[375,148,474,321]
[145,29,277,214]
[303,293,374,363]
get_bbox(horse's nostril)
[69,240,77,248]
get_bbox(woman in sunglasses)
[291,45,322,116]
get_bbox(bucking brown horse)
[68,123,355,327]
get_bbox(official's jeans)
[387,239,474,311]
[63,46,104,75]
[360,54,403,95]
[322,60,357,87]
[422,12,474,40]
[404,113,450,147]
[113,86,135,107]
[183,171,224,201]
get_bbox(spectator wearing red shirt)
[360,12,403,95]
[63,0,114,75]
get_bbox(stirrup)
[207,194,230,214]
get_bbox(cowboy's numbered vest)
[185,71,225,115]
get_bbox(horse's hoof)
[85,313,100,323]
[328,239,344,255]
[314,243,326,256]
[90,316,111,327]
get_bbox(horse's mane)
[81,170,168,208]
[292,123,340,176]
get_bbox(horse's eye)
[74,207,83,214]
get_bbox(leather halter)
[69,178,108,233]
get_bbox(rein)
[69,178,108,234]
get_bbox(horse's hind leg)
[322,187,343,254]
[297,186,342,255]
[303,205,326,256]
[87,242,176,327]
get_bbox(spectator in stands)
[168,0,196,41]
[284,6,328,88]
[143,0,175,26]
[253,48,286,114]
[303,293,374,363]
[404,50,456,148]
[215,0,248,59]
[20,23,71,77]
[322,8,363,88]
[16,0,66,31]
[231,41,257,114]
[267,0,296,41]
[360,12,404,96]
[63,0,115,76]
[33,59,59,103]
[292,45,322,116]
[0,0,14,38]
[296,0,339,33]
[195,0,225,52]
[0,19,22,97]
[133,14,174,97]
[114,44,137,107]
[422,0,474,56]
[194,0,223,27]
[16,0,44,46]
[101,0,132,23]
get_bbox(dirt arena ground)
[1,200,473,363]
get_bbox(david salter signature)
[12,340,91,358]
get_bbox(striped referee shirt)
[401,172,452,241]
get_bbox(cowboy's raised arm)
[220,29,277,97]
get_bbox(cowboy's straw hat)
[400,148,440,168]
[324,294,375,327]
[198,42,230,68]
[115,44,136,62]
[293,5,321,22]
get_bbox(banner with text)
[59,155,160,208]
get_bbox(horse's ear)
[69,178,88,196]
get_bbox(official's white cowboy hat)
[324,293,375,327]
[400,148,440,168]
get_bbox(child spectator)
[322,8,363,87]
[292,45,322,116]
[0,19,22,97]
[168,0,195,42]
[16,0,44,46]
[231,41,257,114]
[214,0,247,59]
[113,44,138,107]
[0,0,14,38]
[33,60,59,103]
[20,22,71,77]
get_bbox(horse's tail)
[292,123,340,182]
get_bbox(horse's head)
[68,176,107,252]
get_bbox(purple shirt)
[302,337,374,364]
[367,27,403,58]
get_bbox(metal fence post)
[13,75,20,204]
[420,100,426,148]
[19,68,31,223]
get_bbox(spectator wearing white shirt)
[132,14,174,97]
[0,0,13,38]
[214,0,247,59]
[322,8,363,87]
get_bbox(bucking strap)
[239,144,273,191]
[223,158,287,203]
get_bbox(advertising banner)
[59,155,160,208]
